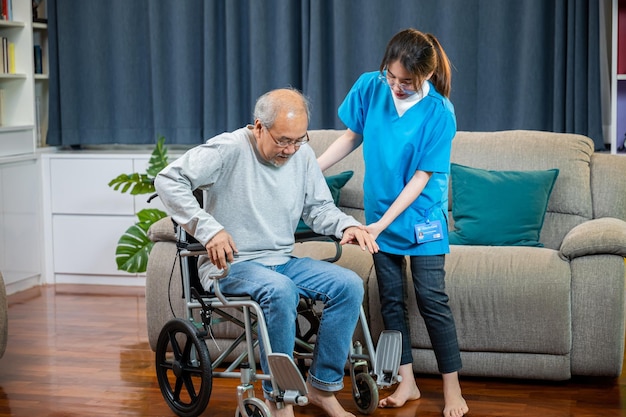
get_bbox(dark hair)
[379,29,452,98]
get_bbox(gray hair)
[253,88,311,127]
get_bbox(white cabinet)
[0,158,42,294]
[42,152,168,287]
[49,158,135,214]
[0,0,45,294]
[52,215,135,276]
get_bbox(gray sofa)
[0,272,7,359]
[146,129,626,380]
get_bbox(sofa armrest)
[145,240,185,351]
[148,216,177,243]
[560,217,626,260]
[0,271,7,359]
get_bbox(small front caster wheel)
[353,372,378,415]
[235,397,271,417]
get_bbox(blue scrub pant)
[218,256,364,394]
[373,251,462,374]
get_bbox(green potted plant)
[108,136,170,273]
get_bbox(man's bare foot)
[378,363,421,408]
[265,399,295,417]
[305,381,355,417]
[442,372,469,417]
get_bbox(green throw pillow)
[296,170,354,234]
[448,164,559,247]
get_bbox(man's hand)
[340,225,379,254]
[205,230,238,269]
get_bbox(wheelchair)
[155,223,402,417]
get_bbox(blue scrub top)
[338,71,456,256]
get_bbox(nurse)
[317,29,468,417]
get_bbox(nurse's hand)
[364,222,384,240]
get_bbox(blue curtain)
[46,0,604,150]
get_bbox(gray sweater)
[154,126,360,287]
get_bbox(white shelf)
[0,73,27,79]
[0,20,25,29]
[0,0,37,154]
[0,0,45,294]
[0,124,34,132]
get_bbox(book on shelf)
[34,45,42,74]
[7,40,14,73]
[0,0,11,21]
[0,88,4,126]
[617,0,626,74]
[1,36,7,73]
[35,94,41,145]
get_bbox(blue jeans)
[373,251,462,374]
[217,256,364,393]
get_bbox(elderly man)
[154,88,378,417]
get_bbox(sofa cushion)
[367,246,572,355]
[325,170,354,206]
[449,164,559,247]
[450,131,594,250]
[296,171,354,234]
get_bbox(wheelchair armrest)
[177,241,206,252]
[294,230,342,263]
[294,230,339,244]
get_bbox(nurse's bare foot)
[305,381,355,417]
[378,382,421,408]
[378,363,421,408]
[443,392,468,417]
[265,399,294,417]
[442,372,469,417]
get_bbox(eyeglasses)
[264,126,310,148]
[378,71,417,96]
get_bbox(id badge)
[415,220,443,244]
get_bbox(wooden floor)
[0,284,625,417]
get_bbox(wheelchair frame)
[155,225,401,417]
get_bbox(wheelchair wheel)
[353,372,378,415]
[155,318,212,417]
[234,397,271,417]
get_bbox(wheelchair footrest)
[374,330,402,388]
[267,353,309,406]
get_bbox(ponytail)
[425,34,452,98]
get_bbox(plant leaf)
[146,135,170,178]
[136,208,168,223]
[108,173,155,195]
[114,208,168,273]
[109,135,171,272]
